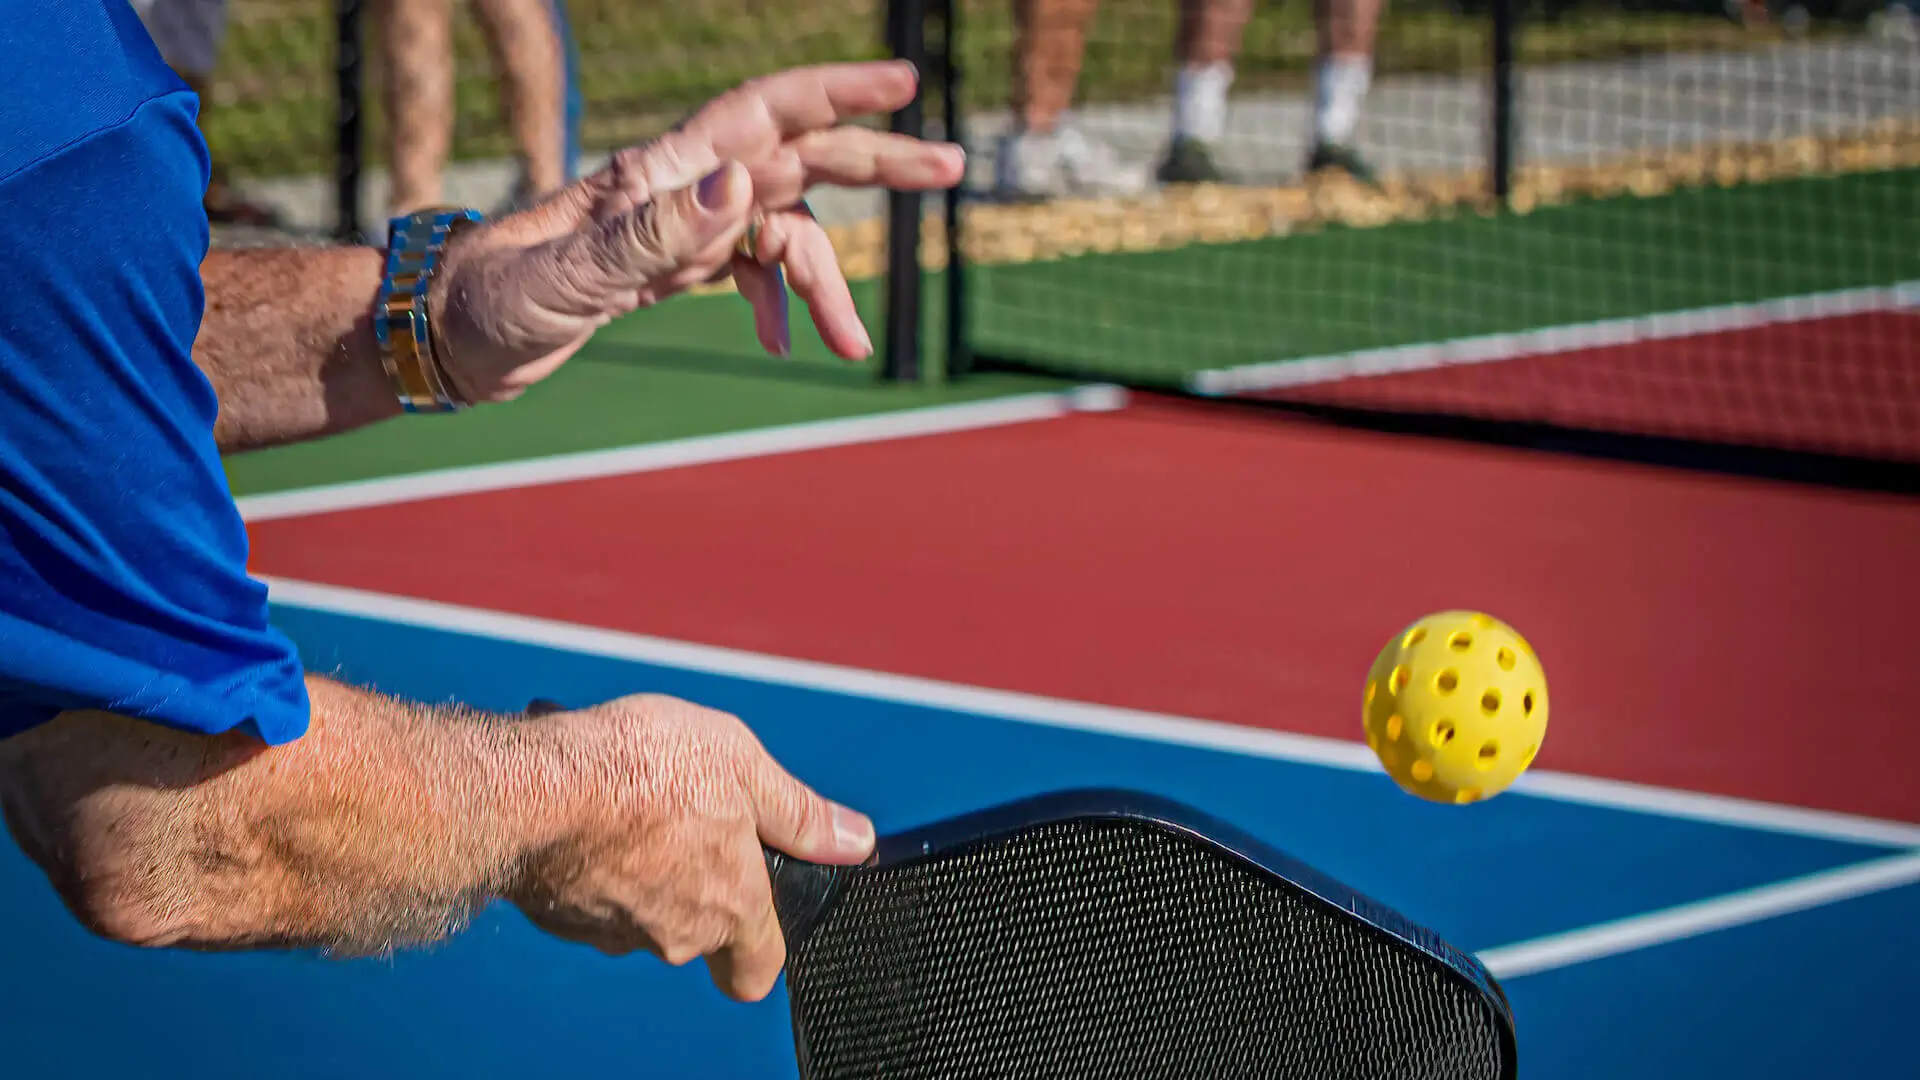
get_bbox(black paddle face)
[769,790,1517,1080]
[520,704,1512,1078]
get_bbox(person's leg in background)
[472,0,572,209]
[995,0,1148,200]
[1306,0,1385,184]
[380,0,457,215]
[381,0,579,217]
[128,0,283,226]
[1156,0,1252,184]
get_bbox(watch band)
[375,207,484,413]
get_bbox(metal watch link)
[374,207,484,413]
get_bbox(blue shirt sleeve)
[0,15,310,743]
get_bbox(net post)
[882,0,930,382]
[933,0,969,380]
[334,0,366,244]
[1488,0,1517,205]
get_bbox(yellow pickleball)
[1363,611,1548,804]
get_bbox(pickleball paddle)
[523,700,1515,1079]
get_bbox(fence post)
[883,0,929,382]
[334,0,365,243]
[1489,0,1517,205]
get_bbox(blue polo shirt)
[0,1,310,743]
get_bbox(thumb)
[748,753,875,865]
[628,159,754,279]
[503,160,754,338]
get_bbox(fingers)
[615,61,926,208]
[732,260,791,358]
[740,207,870,360]
[704,836,788,1002]
[682,61,922,162]
[782,222,868,360]
[747,128,967,210]
[742,746,875,866]
[503,61,924,245]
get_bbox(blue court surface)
[2,599,1914,1078]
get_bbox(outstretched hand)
[427,60,963,403]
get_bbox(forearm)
[196,248,402,453]
[0,676,565,955]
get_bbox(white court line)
[260,576,1920,850]
[1477,850,1920,980]
[235,282,1915,523]
[1189,280,1920,397]
[237,390,1116,523]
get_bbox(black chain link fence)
[186,0,1914,239]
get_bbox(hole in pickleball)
[1477,740,1500,769]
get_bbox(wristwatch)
[374,207,484,413]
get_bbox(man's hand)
[0,679,873,1003]
[428,60,964,403]
[506,694,873,1001]
[195,60,962,453]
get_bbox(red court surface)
[1262,311,1920,462]
[248,399,1920,823]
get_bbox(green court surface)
[221,278,1058,495]
[226,168,1919,496]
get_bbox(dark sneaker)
[1156,137,1225,184]
[1306,142,1383,189]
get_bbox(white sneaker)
[992,126,1152,200]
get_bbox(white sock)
[1172,61,1234,144]
[1312,55,1372,146]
